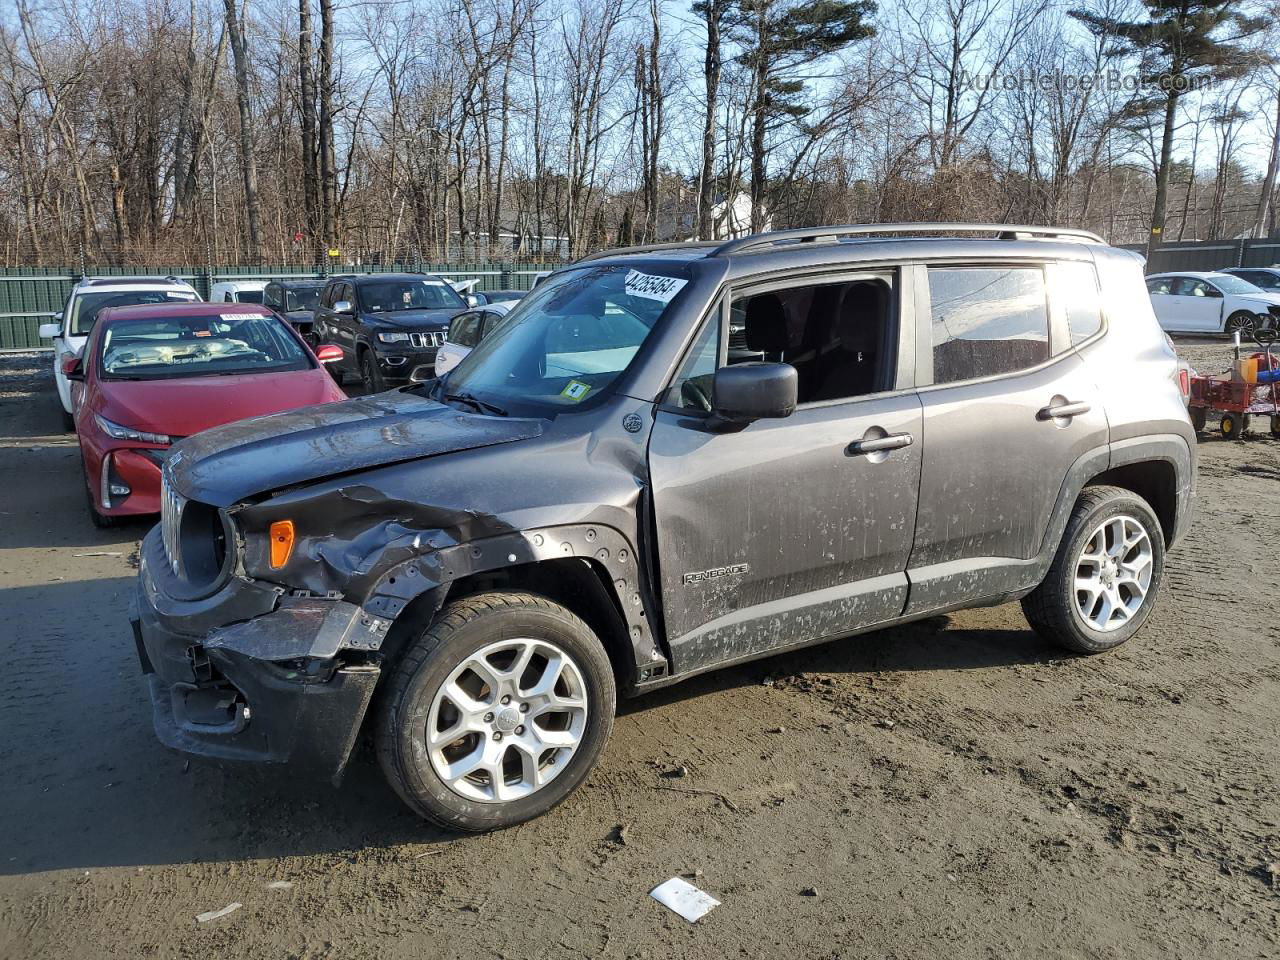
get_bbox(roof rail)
[575,240,722,263]
[710,223,1105,256]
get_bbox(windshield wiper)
[443,391,508,417]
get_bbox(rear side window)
[928,266,1048,384]
[1056,261,1103,346]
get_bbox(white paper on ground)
[649,877,720,922]
[195,902,242,923]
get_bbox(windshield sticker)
[221,313,269,322]
[624,269,687,304]
[561,380,591,401]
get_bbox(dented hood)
[167,390,544,507]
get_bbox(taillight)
[1178,367,1189,397]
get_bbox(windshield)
[360,279,465,313]
[1211,274,1266,295]
[435,263,690,416]
[70,290,197,336]
[286,287,322,312]
[98,312,310,380]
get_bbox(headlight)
[94,413,170,445]
[377,332,411,344]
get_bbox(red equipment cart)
[1188,328,1280,439]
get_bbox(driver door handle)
[847,432,914,455]
[1038,400,1091,420]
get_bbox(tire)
[81,456,119,529]
[1189,406,1207,433]
[1022,485,1165,654]
[375,591,616,831]
[60,406,75,432]
[1220,412,1244,439]
[360,349,384,394]
[1225,311,1257,337]
[1272,414,1280,439]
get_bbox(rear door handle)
[1038,400,1091,420]
[848,432,914,455]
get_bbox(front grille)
[409,331,445,348]
[161,472,186,577]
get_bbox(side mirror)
[333,300,353,314]
[709,362,797,427]
[39,322,61,339]
[465,294,482,307]
[61,354,84,381]
[315,344,343,364]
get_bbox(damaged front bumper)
[130,525,386,782]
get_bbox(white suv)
[39,276,200,429]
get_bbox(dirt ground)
[0,339,1277,960]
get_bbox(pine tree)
[1071,0,1266,256]
[730,0,876,232]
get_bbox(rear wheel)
[375,592,615,831]
[1188,406,1207,432]
[1022,485,1164,654]
[1220,412,1244,439]
[1271,415,1280,439]
[60,407,75,432]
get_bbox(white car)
[415,301,512,379]
[209,279,268,304]
[38,276,201,429]
[1145,271,1280,336]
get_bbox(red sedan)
[67,301,347,526]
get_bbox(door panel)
[649,392,923,674]
[906,351,1108,612]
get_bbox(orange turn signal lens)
[269,520,295,569]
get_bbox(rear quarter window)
[1055,261,1103,347]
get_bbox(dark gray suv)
[131,224,1196,831]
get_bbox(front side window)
[69,290,197,336]
[666,274,896,410]
[98,313,310,380]
[358,279,465,313]
[928,266,1048,384]
[438,263,690,417]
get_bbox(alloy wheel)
[1074,515,1154,632]
[426,638,588,803]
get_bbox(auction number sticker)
[624,269,687,304]
[221,313,270,322]
[561,380,591,401]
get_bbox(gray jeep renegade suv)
[131,224,1195,831]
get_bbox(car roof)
[75,276,196,290]
[1147,271,1231,280]
[331,272,444,283]
[1223,266,1280,273]
[270,278,325,287]
[212,279,267,288]
[572,224,1119,281]
[96,302,278,324]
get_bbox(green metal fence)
[0,261,565,351]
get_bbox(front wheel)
[1225,311,1257,337]
[1022,485,1165,654]
[360,350,385,394]
[375,592,616,831]
[1189,406,1207,433]
[1220,412,1244,439]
